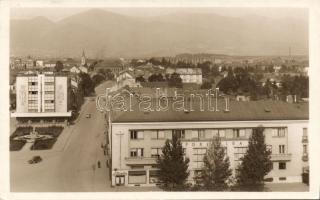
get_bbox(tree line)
[157,126,272,191]
[135,72,183,88]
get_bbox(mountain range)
[10,9,308,58]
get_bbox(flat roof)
[112,100,308,123]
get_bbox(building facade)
[109,100,308,186]
[174,68,202,84]
[12,73,71,118]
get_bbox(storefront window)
[128,170,146,184]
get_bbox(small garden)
[31,126,64,150]
[10,126,33,151]
[10,126,64,151]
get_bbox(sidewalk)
[21,142,33,152]
[93,132,111,191]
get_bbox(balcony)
[125,157,157,165]
[270,153,292,161]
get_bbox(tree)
[135,75,145,83]
[168,72,183,88]
[236,126,272,190]
[200,82,212,89]
[79,73,94,96]
[105,69,114,80]
[157,133,190,190]
[55,60,64,72]
[198,137,232,191]
[92,74,105,86]
[148,73,165,82]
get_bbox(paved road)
[10,81,114,192]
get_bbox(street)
[10,81,113,192]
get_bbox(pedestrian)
[97,161,101,168]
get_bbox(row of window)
[28,85,38,91]
[28,91,38,95]
[130,128,287,140]
[129,145,287,161]
[28,77,38,82]
[44,86,54,91]
[44,100,54,104]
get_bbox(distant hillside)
[10,9,308,58]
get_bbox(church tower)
[81,50,87,66]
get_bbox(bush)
[10,140,26,151]
[31,139,57,150]
[10,126,33,151]
[10,126,33,139]
[35,126,64,138]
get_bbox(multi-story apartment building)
[11,72,71,119]
[109,100,308,186]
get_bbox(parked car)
[28,156,42,164]
[86,114,91,118]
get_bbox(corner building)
[109,100,308,187]
[12,73,71,119]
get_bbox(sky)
[10,7,308,22]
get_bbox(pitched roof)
[112,99,308,123]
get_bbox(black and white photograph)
[1,0,320,199]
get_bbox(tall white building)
[11,73,71,118]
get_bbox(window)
[128,170,146,184]
[193,148,206,168]
[303,128,308,137]
[279,162,286,170]
[193,148,207,155]
[130,149,137,157]
[199,130,205,139]
[226,129,233,139]
[218,129,226,138]
[151,148,161,158]
[234,129,246,138]
[234,147,248,167]
[130,148,144,157]
[130,130,143,140]
[272,128,286,137]
[303,144,308,154]
[267,145,272,153]
[173,129,185,139]
[151,130,165,139]
[29,91,38,95]
[279,145,285,154]
[45,91,54,95]
[191,130,198,139]
[302,128,308,142]
[205,129,219,139]
[158,131,165,139]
